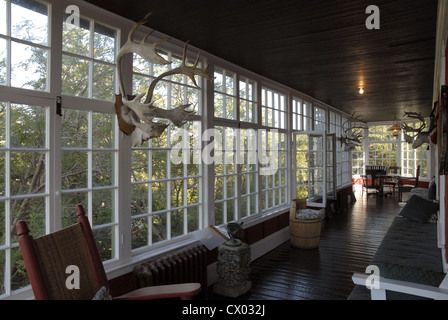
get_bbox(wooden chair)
[383,166,401,194]
[362,166,387,198]
[398,165,420,202]
[16,204,201,300]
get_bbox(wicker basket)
[289,199,323,249]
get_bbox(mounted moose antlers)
[401,111,430,149]
[340,113,365,151]
[115,12,213,146]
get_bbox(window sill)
[239,205,290,229]
[106,206,291,280]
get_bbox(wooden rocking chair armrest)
[113,283,201,300]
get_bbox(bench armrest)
[352,273,448,300]
[113,283,201,300]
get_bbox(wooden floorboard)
[209,190,402,300]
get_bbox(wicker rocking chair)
[16,205,201,300]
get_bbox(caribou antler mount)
[115,12,213,146]
[402,111,430,149]
[340,113,365,151]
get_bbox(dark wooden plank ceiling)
[85,0,438,122]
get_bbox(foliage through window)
[61,109,118,261]
[214,68,237,120]
[214,126,238,225]
[401,123,429,179]
[239,77,257,123]
[368,125,398,167]
[0,0,49,90]
[352,123,430,181]
[261,131,287,210]
[62,14,117,101]
[0,101,49,295]
[131,123,202,249]
[131,48,202,251]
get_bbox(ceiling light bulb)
[359,88,364,94]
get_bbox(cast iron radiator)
[133,244,208,293]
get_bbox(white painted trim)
[352,273,448,300]
[250,227,290,261]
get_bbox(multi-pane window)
[133,51,201,114]
[260,87,287,211]
[0,0,124,298]
[131,123,202,249]
[303,101,313,131]
[0,101,49,296]
[61,109,118,261]
[402,139,429,179]
[351,124,366,177]
[239,76,257,123]
[62,15,117,101]
[213,127,260,223]
[352,144,364,176]
[340,117,352,185]
[214,126,238,225]
[368,125,396,142]
[314,107,326,131]
[368,125,398,167]
[292,97,306,131]
[214,68,236,120]
[329,112,342,186]
[214,68,259,223]
[329,111,341,136]
[261,88,286,129]
[329,113,351,186]
[353,123,431,182]
[292,97,301,131]
[261,131,287,211]
[239,128,259,218]
[368,143,398,167]
[0,0,49,90]
[400,122,429,179]
[131,49,202,251]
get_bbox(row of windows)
[0,0,352,298]
[351,124,430,179]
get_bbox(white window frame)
[261,87,287,130]
[212,66,263,225]
[353,122,431,184]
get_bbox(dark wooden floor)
[210,190,402,300]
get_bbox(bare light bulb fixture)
[359,88,365,94]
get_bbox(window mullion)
[167,129,172,240]
[183,127,188,235]
[5,0,10,87]
[45,105,51,234]
[4,101,11,297]
[147,148,153,246]
[88,19,95,99]
[235,128,241,223]
[87,111,93,223]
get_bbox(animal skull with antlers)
[340,113,365,151]
[115,12,213,146]
[401,111,430,149]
